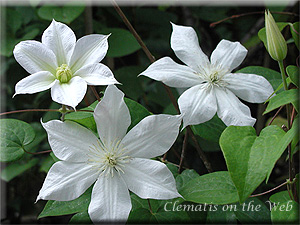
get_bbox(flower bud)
[56,64,72,83]
[265,10,287,61]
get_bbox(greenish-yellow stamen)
[56,64,72,83]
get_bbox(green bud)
[265,10,287,61]
[56,64,72,83]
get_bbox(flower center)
[200,68,228,89]
[87,139,130,177]
[56,64,72,83]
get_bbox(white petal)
[178,84,217,128]
[211,39,247,73]
[215,87,256,126]
[51,76,87,109]
[140,57,203,88]
[42,19,76,65]
[13,40,57,74]
[36,161,98,201]
[14,71,56,97]
[171,23,210,74]
[121,114,181,159]
[69,34,109,72]
[74,63,119,85]
[94,85,131,145]
[224,73,274,103]
[42,120,100,162]
[88,174,131,222]
[122,158,181,200]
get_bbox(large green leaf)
[69,211,92,224]
[234,197,271,224]
[180,171,239,205]
[128,194,190,224]
[206,207,237,224]
[0,119,35,162]
[286,65,299,87]
[271,200,299,224]
[220,125,288,203]
[191,115,226,143]
[266,116,298,182]
[38,186,92,218]
[99,28,141,57]
[269,191,291,203]
[37,5,85,23]
[1,158,38,182]
[236,66,283,93]
[264,89,299,114]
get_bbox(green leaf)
[180,171,239,205]
[270,191,291,203]
[271,200,299,224]
[37,5,85,24]
[1,158,38,182]
[65,98,150,133]
[69,211,92,224]
[266,118,298,182]
[206,206,237,224]
[264,89,299,114]
[286,65,299,87]
[99,28,141,57]
[176,169,199,192]
[128,194,189,223]
[124,98,151,130]
[258,22,289,51]
[220,125,287,203]
[234,197,271,224]
[236,66,283,93]
[38,187,92,218]
[0,119,35,162]
[39,155,55,173]
[192,115,226,143]
[114,66,146,101]
[290,22,299,50]
[64,101,97,133]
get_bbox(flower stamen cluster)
[87,139,130,177]
[56,64,73,83]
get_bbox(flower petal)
[178,84,217,128]
[69,34,109,72]
[42,19,76,65]
[42,120,100,162]
[170,23,210,74]
[51,76,87,109]
[140,57,203,88]
[215,87,256,126]
[36,161,98,201]
[14,71,56,97]
[224,73,274,103]
[122,158,181,200]
[94,85,131,145]
[74,63,119,85]
[13,40,57,74]
[210,39,247,73]
[88,174,131,223]
[121,114,181,159]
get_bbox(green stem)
[278,60,297,202]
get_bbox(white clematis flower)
[36,85,182,223]
[140,23,274,128]
[13,19,119,108]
